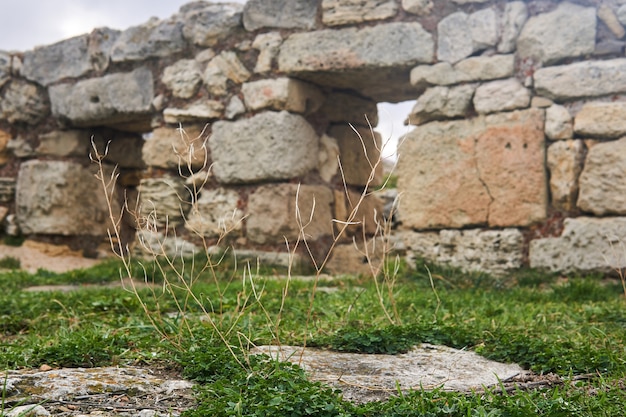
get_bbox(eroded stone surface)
[0,79,49,124]
[437,10,497,63]
[162,59,203,99]
[574,102,626,139]
[577,137,626,215]
[254,345,523,403]
[243,0,317,31]
[322,0,398,26]
[138,176,191,229]
[473,78,530,115]
[163,100,224,124]
[142,125,209,170]
[497,1,528,53]
[185,188,244,238]
[547,140,584,212]
[329,124,383,187]
[181,2,243,47]
[210,111,319,184]
[242,77,324,114]
[111,18,185,62]
[397,109,546,229]
[530,217,626,272]
[545,104,573,140]
[411,55,514,88]
[246,184,334,245]
[407,84,476,125]
[517,2,596,65]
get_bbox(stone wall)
[1,0,626,275]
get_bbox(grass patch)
[1,258,626,415]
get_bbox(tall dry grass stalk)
[91,119,401,367]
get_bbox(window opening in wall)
[376,100,416,162]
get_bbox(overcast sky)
[0,0,412,157]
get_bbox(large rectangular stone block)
[397,109,546,229]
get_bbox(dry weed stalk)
[92,119,401,368]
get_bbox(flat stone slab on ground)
[253,344,524,403]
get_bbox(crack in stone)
[472,138,494,225]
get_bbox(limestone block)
[437,10,497,64]
[252,32,282,73]
[111,18,185,62]
[497,1,528,53]
[15,160,118,235]
[6,138,33,158]
[138,176,191,229]
[210,111,319,184]
[547,140,584,212]
[243,0,317,31]
[163,100,224,124]
[318,134,340,183]
[529,217,626,273]
[334,189,384,236]
[161,59,203,99]
[574,102,626,139]
[328,124,382,187]
[0,80,49,125]
[135,229,200,259]
[322,0,397,26]
[181,3,243,47]
[246,184,334,245]
[278,23,434,73]
[473,78,530,115]
[531,97,553,108]
[402,0,433,16]
[517,2,596,65]
[598,4,625,39]
[142,125,208,170]
[438,229,524,275]
[319,92,378,126]
[242,78,324,114]
[49,67,153,128]
[0,51,9,88]
[0,129,9,165]
[185,188,243,238]
[225,96,245,119]
[410,55,514,87]
[397,109,546,229]
[545,104,573,140]
[407,84,476,125]
[203,51,251,96]
[36,130,87,157]
[22,29,119,86]
[325,238,386,277]
[577,137,626,215]
[534,59,626,101]
[619,5,626,25]
[0,177,16,203]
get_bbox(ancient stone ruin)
[1,0,626,275]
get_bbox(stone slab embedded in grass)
[253,345,524,403]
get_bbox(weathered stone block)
[246,184,334,245]
[322,0,397,26]
[534,59,626,101]
[162,59,203,99]
[252,32,282,74]
[407,84,476,125]
[402,0,433,16]
[598,4,625,39]
[545,104,573,140]
[0,177,16,203]
[397,228,524,275]
[397,109,546,229]
[574,102,626,139]
[334,189,384,237]
[111,18,185,62]
[142,125,208,170]
[318,134,340,183]
[242,78,324,114]
[328,124,382,187]
[16,161,118,235]
[49,67,153,129]
[411,55,514,87]
[577,137,626,215]
[181,3,243,47]
[547,140,584,212]
[517,2,596,65]
[203,51,251,96]
[0,80,49,125]
[530,217,626,273]
[437,10,497,63]
[138,176,191,229]
[163,101,224,124]
[278,23,434,73]
[497,1,528,53]
[185,188,243,238]
[473,78,530,115]
[22,30,119,86]
[243,0,317,31]
[325,237,386,277]
[210,111,319,184]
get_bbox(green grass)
[1,256,626,416]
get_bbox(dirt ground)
[0,240,105,273]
